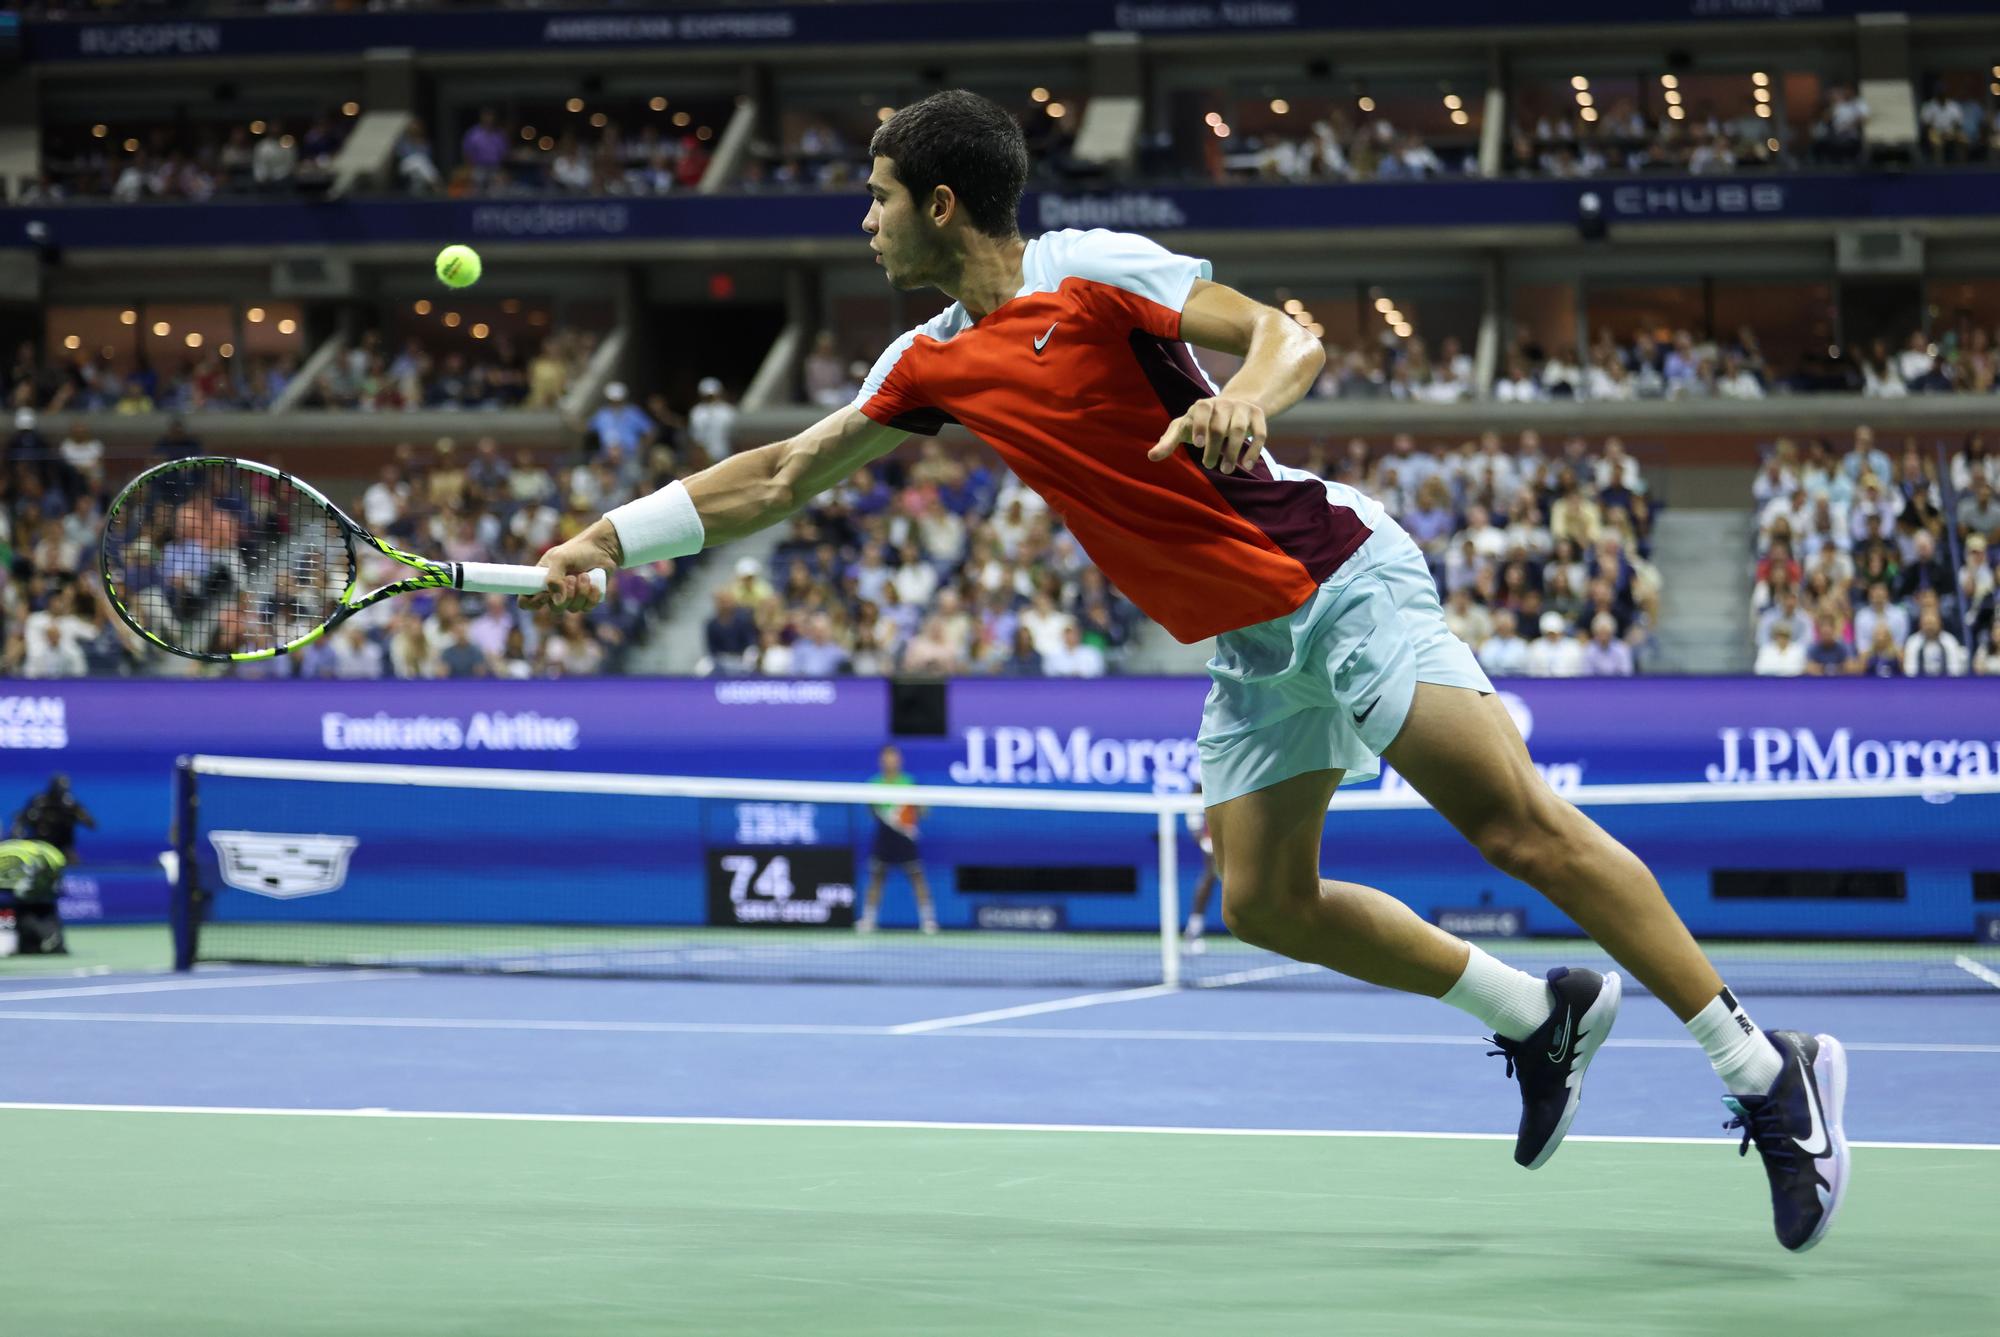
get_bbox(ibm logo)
[734,803,820,846]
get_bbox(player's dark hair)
[869,90,1027,239]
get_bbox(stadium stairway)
[625,525,785,674]
[1650,508,1756,674]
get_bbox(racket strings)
[108,462,351,657]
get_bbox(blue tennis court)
[6,931,1995,1335]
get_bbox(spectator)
[1524,611,1584,678]
[21,619,87,679]
[589,382,656,458]
[56,420,104,490]
[438,624,488,679]
[1756,588,1813,649]
[1802,617,1854,676]
[540,613,605,676]
[703,588,759,674]
[1043,623,1107,678]
[1476,609,1529,676]
[1958,473,2000,544]
[1974,622,2000,677]
[251,129,296,189]
[804,330,852,407]
[461,109,509,184]
[1813,85,1869,164]
[1754,621,1807,677]
[1895,333,1937,390]
[688,376,737,463]
[1856,622,1903,677]
[1580,613,1635,676]
[1443,586,1492,645]
[1896,530,1953,609]
[999,625,1043,676]
[790,612,851,677]
[395,119,443,195]
[900,614,965,675]
[1960,534,1994,616]
[1852,582,1910,652]
[1903,607,1968,677]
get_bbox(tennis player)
[1181,783,1219,956]
[529,90,1847,1252]
[857,744,937,935]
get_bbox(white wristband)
[606,480,706,567]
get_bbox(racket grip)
[456,563,609,599]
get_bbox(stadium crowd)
[1487,323,2000,402]
[700,439,1139,679]
[9,342,297,414]
[297,326,595,412]
[33,115,353,202]
[1750,429,2000,677]
[1319,431,1662,679]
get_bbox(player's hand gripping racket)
[99,455,604,663]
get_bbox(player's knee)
[1218,880,1296,948]
[1472,801,1571,888]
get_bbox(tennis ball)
[435,244,482,289]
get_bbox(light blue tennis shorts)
[1197,525,1493,804]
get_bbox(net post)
[170,755,197,972]
[1156,807,1180,989]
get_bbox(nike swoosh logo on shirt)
[1793,1054,1830,1156]
[1352,698,1380,726]
[1034,322,1058,352]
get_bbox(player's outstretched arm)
[526,405,907,611]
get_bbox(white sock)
[1440,945,1553,1042]
[1183,915,1204,938]
[1686,987,1784,1095]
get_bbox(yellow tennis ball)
[435,244,482,289]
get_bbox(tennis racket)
[99,455,603,663]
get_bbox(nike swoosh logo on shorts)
[1794,1054,1830,1156]
[1352,698,1380,726]
[1034,322,1058,352]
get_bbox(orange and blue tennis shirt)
[853,228,1373,643]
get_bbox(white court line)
[0,970,401,1004]
[0,965,117,982]
[0,1010,885,1037]
[1189,962,1322,989]
[1955,955,2000,990]
[887,984,1180,1034]
[0,1101,1993,1151]
[0,1009,1993,1055]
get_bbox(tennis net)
[174,754,2000,995]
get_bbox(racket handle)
[455,562,609,599]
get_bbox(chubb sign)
[1706,727,2000,784]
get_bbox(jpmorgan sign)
[1706,727,2000,784]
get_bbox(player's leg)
[1208,764,1615,1171]
[1384,683,1847,1248]
[1384,685,1732,1027]
[907,863,939,935]
[1207,769,1477,995]
[857,858,886,933]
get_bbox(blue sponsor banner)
[9,175,2000,254]
[2,676,1995,931]
[25,2,2000,64]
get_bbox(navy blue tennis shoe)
[1485,967,1622,1170]
[1723,1029,1850,1252]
